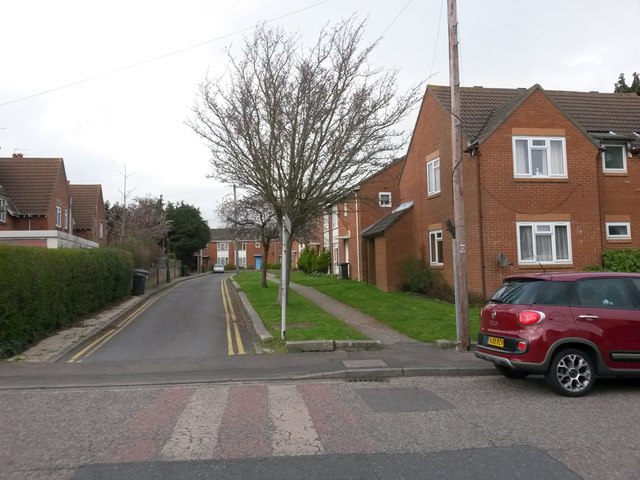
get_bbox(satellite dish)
[498,252,509,267]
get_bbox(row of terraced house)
[0,153,107,248]
[321,84,640,299]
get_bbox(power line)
[380,0,413,37]
[0,0,331,108]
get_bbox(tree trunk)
[261,243,270,288]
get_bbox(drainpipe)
[354,186,362,281]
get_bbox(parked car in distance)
[476,272,640,397]
[213,264,225,274]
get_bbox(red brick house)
[321,157,404,283]
[69,184,107,245]
[0,154,102,248]
[368,84,640,297]
[202,228,301,271]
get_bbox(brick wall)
[476,90,603,295]
[396,87,637,298]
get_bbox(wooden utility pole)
[448,0,470,351]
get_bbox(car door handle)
[578,314,599,320]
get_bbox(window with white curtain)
[517,222,571,264]
[513,137,567,178]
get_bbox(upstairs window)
[379,192,392,207]
[602,144,626,173]
[517,222,571,264]
[427,158,441,195]
[513,137,567,178]
[0,198,6,223]
[255,241,261,248]
[64,209,69,230]
[217,241,229,251]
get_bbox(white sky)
[2,0,638,225]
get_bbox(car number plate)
[487,336,504,348]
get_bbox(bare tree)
[217,194,279,287]
[189,17,421,295]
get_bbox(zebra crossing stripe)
[160,387,229,460]
[268,385,324,457]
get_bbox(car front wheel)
[545,348,595,397]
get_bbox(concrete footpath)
[1,273,494,387]
[238,274,492,379]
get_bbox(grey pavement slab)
[71,448,581,480]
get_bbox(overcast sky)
[2,0,638,226]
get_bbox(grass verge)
[234,272,368,351]
[289,271,480,343]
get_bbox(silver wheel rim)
[556,353,591,392]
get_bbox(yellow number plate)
[487,336,504,348]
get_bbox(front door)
[255,256,262,270]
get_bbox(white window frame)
[99,222,104,239]
[379,192,392,207]
[0,198,6,223]
[343,202,348,216]
[516,221,572,265]
[427,158,441,195]
[64,208,69,230]
[55,206,62,227]
[217,241,229,251]
[429,230,443,266]
[217,255,229,266]
[255,241,261,249]
[602,144,627,173]
[513,136,567,178]
[606,222,631,240]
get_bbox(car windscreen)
[489,280,545,305]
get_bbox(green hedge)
[0,246,133,358]
[602,249,640,272]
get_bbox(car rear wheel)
[545,348,595,397]
[494,364,529,379]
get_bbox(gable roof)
[357,156,405,186]
[69,184,103,230]
[0,157,67,216]
[209,228,234,241]
[428,84,640,149]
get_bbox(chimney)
[12,153,24,158]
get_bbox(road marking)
[221,279,246,356]
[269,384,324,456]
[161,387,229,460]
[67,289,174,363]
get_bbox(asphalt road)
[2,376,639,480]
[67,273,251,363]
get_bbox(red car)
[476,272,640,396]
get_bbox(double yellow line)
[222,278,245,356]
[67,289,172,363]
